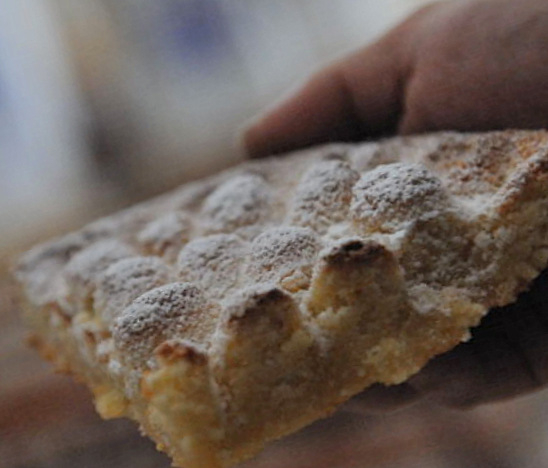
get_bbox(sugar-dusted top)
[15,130,548,374]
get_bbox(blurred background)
[3,1,548,467]
[0,0,429,251]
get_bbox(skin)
[243,0,548,409]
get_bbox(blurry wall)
[0,1,91,251]
[0,0,430,251]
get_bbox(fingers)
[345,269,548,415]
[243,27,412,158]
[410,268,548,408]
[342,383,420,415]
[398,0,548,135]
[243,66,366,159]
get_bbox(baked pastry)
[15,131,548,468]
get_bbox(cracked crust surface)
[15,130,548,468]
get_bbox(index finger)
[242,19,414,158]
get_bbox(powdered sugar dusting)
[94,256,172,325]
[176,234,246,300]
[351,163,449,234]
[16,234,87,306]
[221,283,283,320]
[113,282,219,367]
[138,212,192,262]
[15,131,548,428]
[63,240,137,311]
[247,227,320,290]
[288,160,359,233]
[201,173,272,234]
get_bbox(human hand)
[244,0,548,158]
[243,0,548,408]
[345,269,548,412]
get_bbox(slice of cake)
[15,131,548,468]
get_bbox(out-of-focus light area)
[0,0,429,251]
[3,3,548,468]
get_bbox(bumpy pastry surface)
[16,131,548,468]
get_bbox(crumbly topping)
[94,256,172,325]
[15,129,548,383]
[16,234,87,306]
[247,227,320,288]
[351,163,449,234]
[14,130,548,468]
[288,160,359,233]
[63,240,136,311]
[170,177,224,211]
[138,212,192,261]
[201,173,272,234]
[84,205,158,243]
[176,234,245,300]
[222,283,288,320]
[113,282,218,367]
[424,134,514,196]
